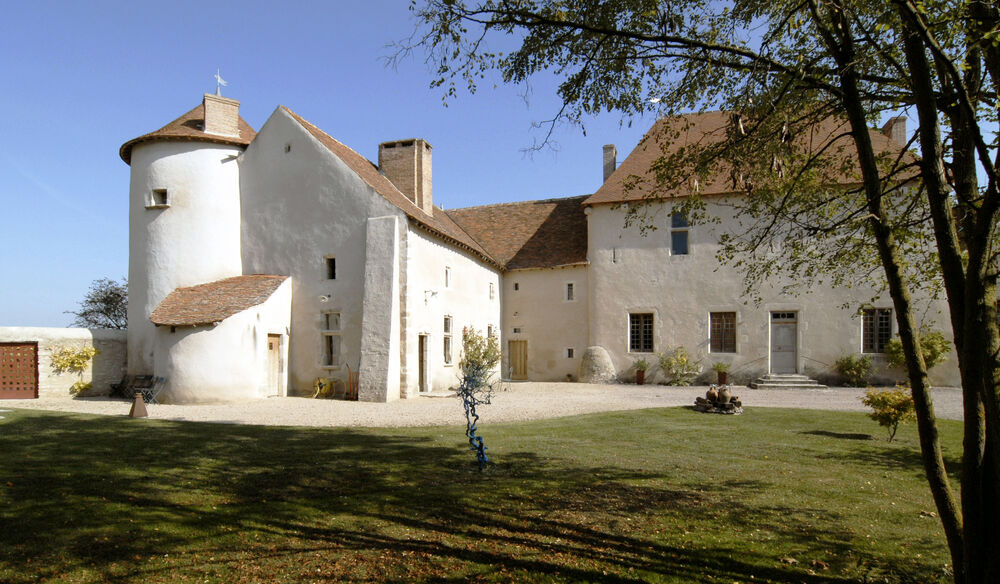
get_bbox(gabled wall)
[239,107,405,397]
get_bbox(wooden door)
[1,342,39,399]
[770,312,798,374]
[267,334,281,397]
[509,340,528,380]
[418,335,429,392]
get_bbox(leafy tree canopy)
[67,277,127,330]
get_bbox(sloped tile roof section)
[120,103,257,164]
[447,195,589,270]
[150,275,288,327]
[280,107,499,268]
[585,110,913,206]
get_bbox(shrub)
[458,327,503,470]
[861,385,916,442]
[50,345,99,396]
[658,346,701,385]
[834,354,871,387]
[884,330,951,371]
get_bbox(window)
[514,282,520,291]
[322,311,341,368]
[489,282,495,300]
[147,188,169,208]
[863,308,893,353]
[629,313,654,352]
[487,324,495,338]
[326,257,336,280]
[512,327,522,334]
[443,316,453,364]
[671,212,689,255]
[710,312,737,353]
[445,267,451,288]
[566,282,575,301]
[566,348,575,358]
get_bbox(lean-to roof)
[150,275,288,327]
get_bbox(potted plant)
[711,361,730,385]
[634,357,649,385]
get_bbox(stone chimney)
[379,139,433,215]
[603,144,617,182]
[203,93,241,137]
[881,116,907,146]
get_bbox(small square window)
[326,257,336,280]
[566,283,575,301]
[489,282,495,300]
[445,267,451,288]
[323,311,340,331]
[514,282,520,291]
[487,325,495,338]
[513,327,522,334]
[147,188,169,208]
[566,348,575,358]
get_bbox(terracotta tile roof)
[120,102,257,164]
[280,107,499,268]
[150,275,288,327]
[447,195,589,270]
[585,110,914,206]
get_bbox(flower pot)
[636,370,646,385]
[718,385,732,404]
[706,386,719,402]
[717,371,729,385]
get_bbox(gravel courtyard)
[1,382,964,427]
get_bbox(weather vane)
[214,69,228,96]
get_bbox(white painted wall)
[127,141,244,375]
[403,227,501,395]
[502,266,589,381]
[0,327,126,397]
[586,200,960,386]
[239,107,405,396]
[153,278,291,403]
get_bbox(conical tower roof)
[120,100,256,164]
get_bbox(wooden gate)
[1,342,39,399]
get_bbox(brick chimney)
[881,116,907,146]
[379,139,433,215]
[202,93,241,137]
[603,144,617,182]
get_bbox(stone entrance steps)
[750,374,827,390]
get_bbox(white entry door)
[770,312,797,374]
[267,334,282,396]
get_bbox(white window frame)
[670,212,689,256]
[443,315,453,365]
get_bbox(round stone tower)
[119,94,256,374]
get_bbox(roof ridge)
[450,194,591,213]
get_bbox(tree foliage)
[67,278,127,330]
[862,385,917,441]
[404,0,1000,580]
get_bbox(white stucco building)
[118,95,959,403]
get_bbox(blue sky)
[0,1,652,327]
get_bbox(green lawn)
[0,405,960,583]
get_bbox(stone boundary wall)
[0,327,126,398]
